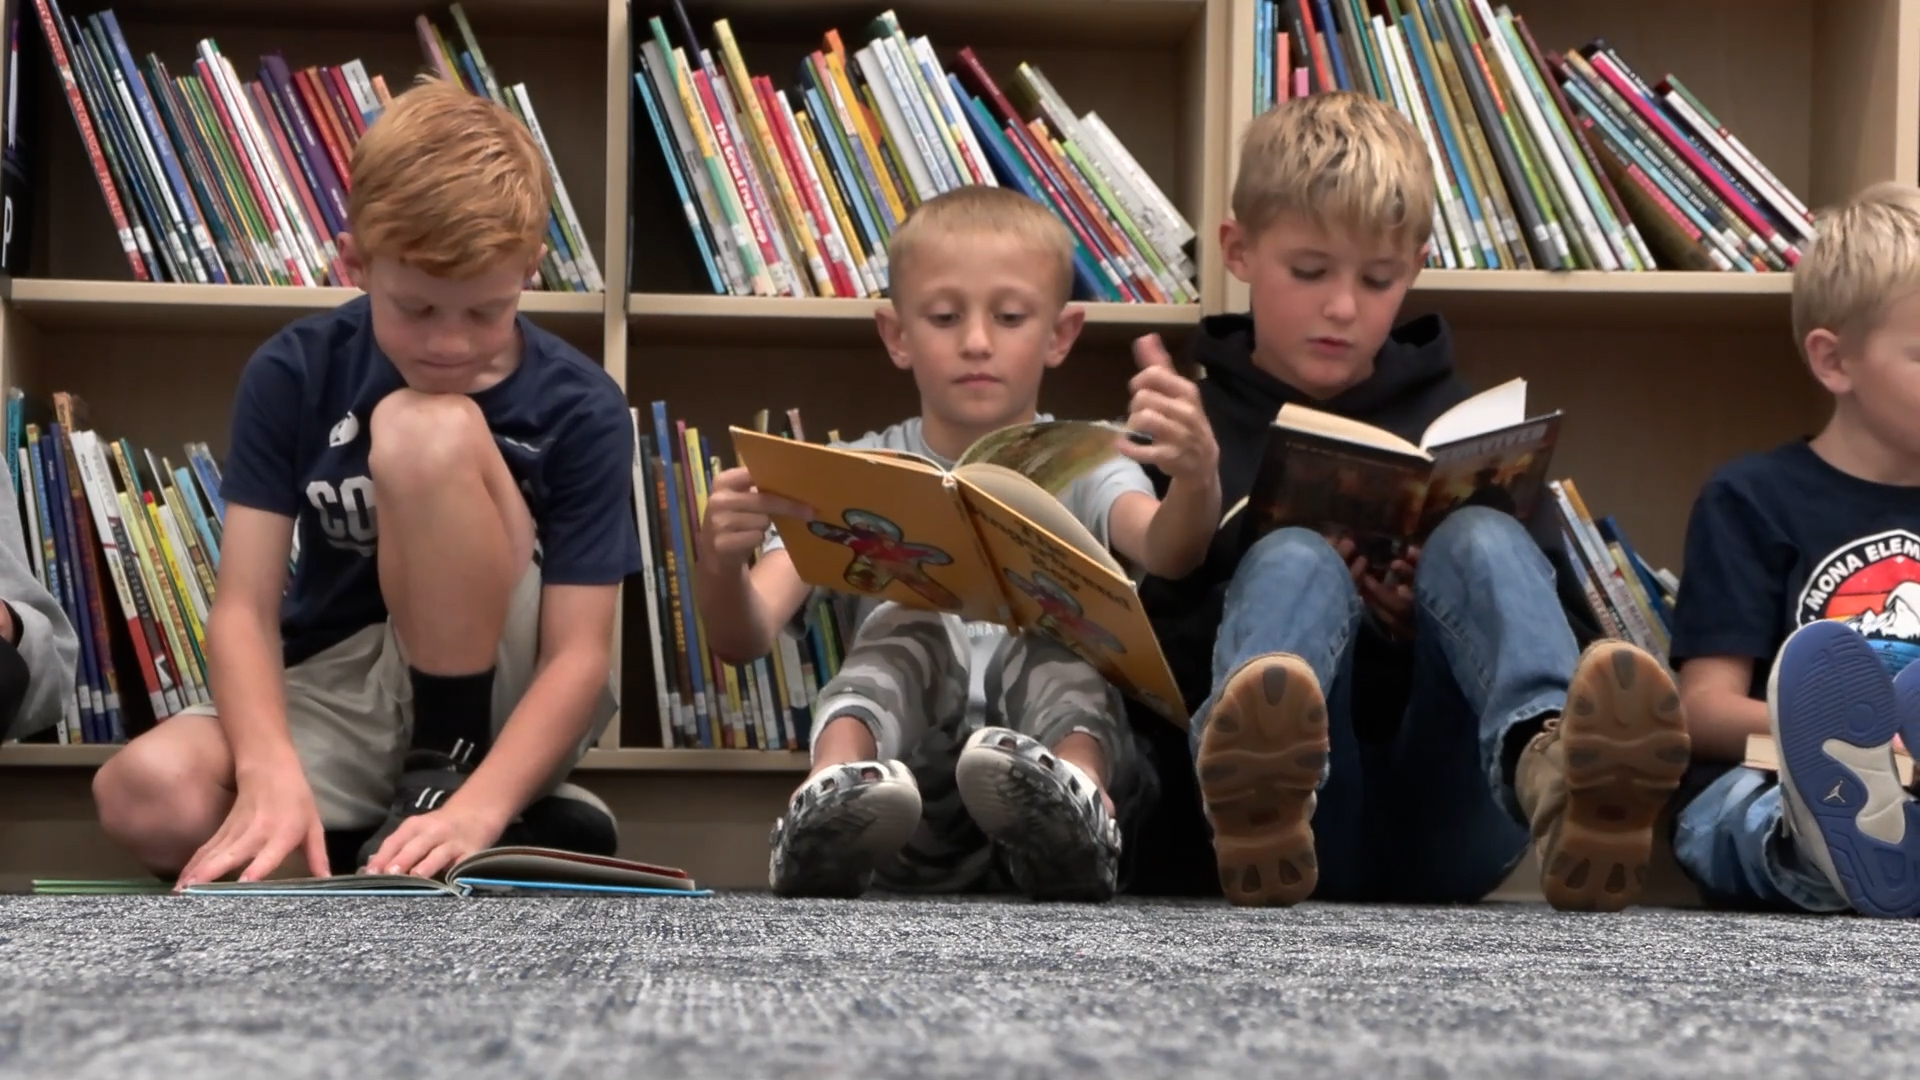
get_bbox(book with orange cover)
[730,421,1189,727]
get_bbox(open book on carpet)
[183,847,712,897]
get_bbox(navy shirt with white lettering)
[222,295,640,667]
[1670,439,1920,699]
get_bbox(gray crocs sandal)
[955,727,1121,902]
[769,759,922,898]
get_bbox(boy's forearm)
[206,603,300,780]
[1143,473,1222,579]
[1683,688,1770,763]
[695,558,774,663]
[450,644,607,832]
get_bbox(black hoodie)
[1138,311,1602,726]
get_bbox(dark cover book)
[1231,377,1563,572]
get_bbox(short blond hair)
[1792,181,1920,356]
[348,77,551,278]
[1233,91,1432,251]
[887,186,1075,305]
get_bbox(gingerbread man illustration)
[808,508,962,611]
[1005,567,1124,655]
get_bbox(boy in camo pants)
[693,187,1223,901]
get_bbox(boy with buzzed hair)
[1135,91,1690,911]
[1670,181,1920,918]
[698,184,1222,902]
[92,77,638,887]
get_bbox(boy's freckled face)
[1223,213,1420,399]
[1840,289,1920,458]
[878,233,1078,436]
[358,252,531,395]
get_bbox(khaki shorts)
[180,562,616,831]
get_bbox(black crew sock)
[409,667,496,769]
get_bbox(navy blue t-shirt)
[222,295,641,667]
[1670,439,1920,699]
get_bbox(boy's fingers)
[1132,332,1173,370]
[239,832,293,884]
[1129,363,1190,399]
[306,821,332,879]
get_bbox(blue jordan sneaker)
[1771,619,1920,918]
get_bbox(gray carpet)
[2,893,1918,1078]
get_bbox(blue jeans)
[1671,765,1846,913]
[1191,507,1576,902]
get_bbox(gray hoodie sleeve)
[0,460,78,741]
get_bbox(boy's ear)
[1220,219,1252,284]
[1804,327,1852,395]
[338,232,364,289]
[875,304,912,372]
[1047,303,1086,369]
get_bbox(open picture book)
[729,420,1190,727]
[182,847,711,898]
[1225,378,1562,573]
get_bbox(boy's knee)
[94,736,222,853]
[1418,506,1534,576]
[368,389,489,489]
[1240,526,1349,586]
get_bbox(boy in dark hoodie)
[1133,91,1691,911]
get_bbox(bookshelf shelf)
[627,292,1202,346]
[6,280,606,333]
[1403,270,1793,324]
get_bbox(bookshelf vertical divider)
[599,0,633,751]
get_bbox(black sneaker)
[497,783,619,856]
[355,745,477,871]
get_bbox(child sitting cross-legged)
[696,185,1222,902]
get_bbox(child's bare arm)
[1678,655,1767,763]
[1109,334,1221,578]
[176,505,332,887]
[696,467,818,664]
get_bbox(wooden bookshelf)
[0,0,1910,902]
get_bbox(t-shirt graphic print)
[1798,528,1920,677]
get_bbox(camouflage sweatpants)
[813,601,1151,893]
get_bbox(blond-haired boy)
[698,184,1221,901]
[1134,91,1688,910]
[1670,181,1920,917]
[93,79,634,887]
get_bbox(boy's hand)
[700,467,814,571]
[174,765,330,890]
[1337,539,1420,639]
[1120,334,1218,484]
[361,807,502,879]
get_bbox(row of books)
[635,4,1196,304]
[1550,477,1674,662]
[34,1,600,292]
[4,390,224,746]
[1253,0,1814,273]
[630,402,839,752]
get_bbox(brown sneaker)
[1195,653,1329,906]
[1517,641,1691,912]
